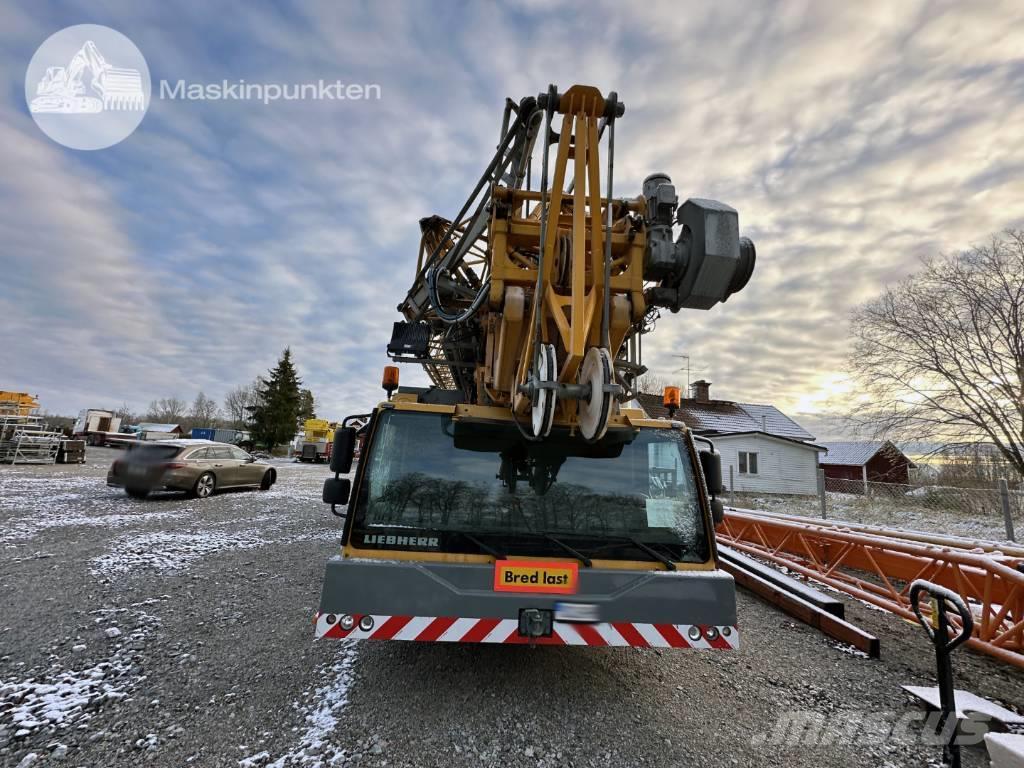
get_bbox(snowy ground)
[729,490,1021,544]
[1,448,1021,767]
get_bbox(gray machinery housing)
[641,173,755,312]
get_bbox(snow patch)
[827,640,870,659]
[239,750,270,767]
[0,471,196,546]
[0,608,159,736]
[91,529,271,576]
[241,642,359,768]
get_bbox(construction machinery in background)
[0,392,64,465]
[298,418,339,462]
[316,84,756,648]
[0,391,41,416]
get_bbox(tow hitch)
[518,608,553,639]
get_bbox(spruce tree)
[251,348,302,450]
[297,389,316,424]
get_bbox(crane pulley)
[390,84,756,442]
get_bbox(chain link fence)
[726,476,1022,543]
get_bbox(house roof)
[819,440,912,467]
[712,431,827,451]
[635,393,815,441]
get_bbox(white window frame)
[739,451,759,475]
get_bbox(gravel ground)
[1,448,1022,768]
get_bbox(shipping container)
[213,428,242,444]
[190,427,216,440]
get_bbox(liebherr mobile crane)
[316,85,756,648]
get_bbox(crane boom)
[390,84,756,442]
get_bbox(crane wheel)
[530,343,557,438]
[578,347,613,442]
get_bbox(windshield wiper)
[537,531,677,571]
[626,536,676,571]
[541,533,593,567]
[452,531,505,560]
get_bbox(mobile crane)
[316,85,755,648]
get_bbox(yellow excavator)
[0,392,40,416]
[298,418,339,463]
[316,85,756,649]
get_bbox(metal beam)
[722,552,879,657]
[718,509,1024,669]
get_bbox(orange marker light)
[663,386,681,418]
[382,366,400,397]
[663,386,681,408]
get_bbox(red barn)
[819,441,914,491]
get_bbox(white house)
[637,380,825,495]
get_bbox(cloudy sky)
[3,0,1023,438]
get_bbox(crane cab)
[317,392,738,649]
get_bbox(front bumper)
[316,557,739,649]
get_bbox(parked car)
[107,439,277,499]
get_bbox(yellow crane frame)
[481,86,642,427]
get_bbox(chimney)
[691,379,711,404]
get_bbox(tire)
[126,487,148,499]
[193,472,216,499]
[259,470,275,491]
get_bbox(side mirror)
[698,448,723,496]
[710,497,724,526]
[330,427,357,474]
[323,477,351,506]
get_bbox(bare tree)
[190,391,220,427]
[113,401,137,425]
[223,381,259,430]
[849,230,1024,479]
[635,372,681,397]
[145,396,187,425]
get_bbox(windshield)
[351,409,710,564]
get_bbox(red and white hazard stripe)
[314,613,738,649]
